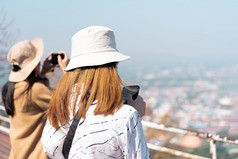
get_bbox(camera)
[51,53,65,65]
[122,85,140,104]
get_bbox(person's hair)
[48,62,123,129]
[1,70,38,117]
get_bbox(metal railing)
[142,120,238,159]
[0,105,238,159]
[0,105,10,134]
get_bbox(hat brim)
[64,51,130,71]
[9,38,44,82]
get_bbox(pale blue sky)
[1,0,238,68]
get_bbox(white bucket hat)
[7,38,44,82]
[64,26,130,71]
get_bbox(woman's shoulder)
[114,104,139,119]
[32,81,50,91]
[31,82,52,101]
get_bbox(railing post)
[209,139,217,159]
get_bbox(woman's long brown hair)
[48,62,123,129]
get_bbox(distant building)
[219,97,232,108]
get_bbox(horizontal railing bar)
[0,105,5,111]
[142,120,238,145]
[0,125,10,134]
[0,115,10,123]
[147,143,210,159]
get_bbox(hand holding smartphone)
[51,53,65,65]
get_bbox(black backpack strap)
[62,109,81,159]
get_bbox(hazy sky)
[1,0,238,68]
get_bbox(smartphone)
[122,85,140,104]
[51,53,65,64]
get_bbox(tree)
[0,9,18,78]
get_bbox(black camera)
[122,85,140,104]
[51,53,65,65]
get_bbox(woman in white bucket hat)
[41,26,150,159]
[1,38,69,159]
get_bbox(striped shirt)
[41,102,150,159]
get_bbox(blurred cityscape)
[120,64,238,158]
